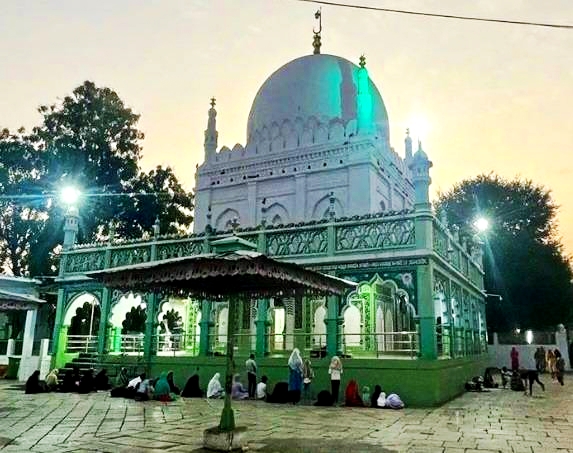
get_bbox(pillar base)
[203,426,247,451]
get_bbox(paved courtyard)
[1,376,572,453]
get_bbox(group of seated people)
[111,368,204,402]
[25,368,111,394]
[340,380,405,409]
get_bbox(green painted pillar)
[113,327,122,352]
[55,325,69,368]
[143,292,158,369]
[416,264,437,359]
[199,300,213,356]
[219,296,239,432]
[325,295,341,358]
[97,287,111,355]
[255,298,269,356]
[50,288,67,358]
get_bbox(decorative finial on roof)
[210,97,216,108]
[359,54,366,68]
[313,8,322,55]
[406,127,410,137]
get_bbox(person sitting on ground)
[519,368,545,396]
[78,369,95,394]
[181,371,203,398]
[207,372,224,399]
[257,375,268,400]
[61,370,77,393]
[126,373,145,399]
[483,367,499,388]
[231,374,249,400]
[370,384,385,408]
[94,369,110,391]
[166,371,180,395]
[344,379,364,407]
[154,372,173,402]
[25,370,45,394]
[266,381,289,404]
[510,370,525,392]
[110,368,129,398]
[500,367,512,389]
[45,369,59,392]
[314,390,333,407]
[135,375,154,401]
[385,393,405,409]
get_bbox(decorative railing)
[336,218,415,252]
[267,227,328,256]
[339,331,419,359]
[66,335,97,353]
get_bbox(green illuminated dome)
[247,54,389,143]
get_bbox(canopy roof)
[0,289,45,310]
[87,250,355,299]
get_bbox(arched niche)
[63,293,100,326]
[215,208,240,231]
[109,293,146,329]
[342,301,361,347]
[312,304,326,348]
[311,194,344,220]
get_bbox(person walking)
[510,347,519,371]
[328,355,343,405]
[245,353,257,399]
[547,349,556,380]
[555,349,565,386]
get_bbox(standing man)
[245,353,257,399]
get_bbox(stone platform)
[0,375,572,452]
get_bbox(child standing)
[328,356,343,404]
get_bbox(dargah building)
[51,29,488,406]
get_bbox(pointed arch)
[215,208,240,231]
[265,202,289,226]
[311,194,344,220]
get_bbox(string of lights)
[293,0,573,29]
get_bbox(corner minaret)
[408,140,433,210]
[404,128,413,162]
[356,55,373,135]
[204,97,218,161]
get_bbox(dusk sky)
[2,0,572,253]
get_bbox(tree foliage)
[0,81,194,276]
[436,174,572,331]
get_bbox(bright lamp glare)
[474,217,489,232]
[61,186,81,205]
[526,330,533,345]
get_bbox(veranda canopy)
[87,249,355,298]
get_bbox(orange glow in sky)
[1,0,572,254]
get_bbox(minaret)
[63,206,79,250]
[356,55,373,135]
[204,97,218,161]
[408,140,433,210]
[404,128,413,162]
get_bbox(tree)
[0,128,47,275]
[436,174,572,332]
[5,80,195,276]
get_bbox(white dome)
[247,54,389,144]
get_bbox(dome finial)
[313,8,322,55]
[359,54,366,68]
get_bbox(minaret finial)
[359,54,366,68]
[313,8,322,55]
[204,98,218,160]
[210,97,216,108]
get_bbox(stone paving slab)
[1,375,573,452]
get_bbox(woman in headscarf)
[231,374,249,400]
[287,348,304,404]
[153,372,173,402]
[344,379,364,407]
[45,369,59,392]
[110,367,129,398]
[328,356,343,404]
[94,369,110,391]
[207,372,224,398]
[370,384,383,408]
[25,370,44,394]
[302,358,315,403]
[181,372,203,397]
[166,371,180,394]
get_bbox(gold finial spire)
[313,8,322,55]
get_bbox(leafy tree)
[122,306,147,334]
[436,174,572,331]
[0,81,194,276]
[68,302,101,336]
